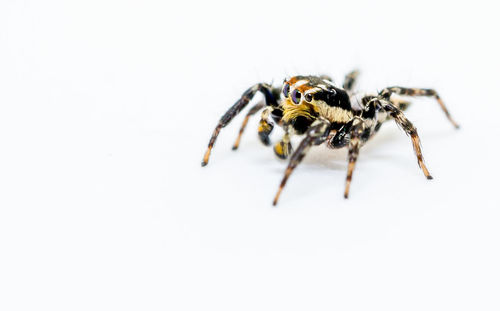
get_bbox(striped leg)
[343,70,360,91]
[344,118,365,198]
[391,97,411,112]
[329,97,378,150]
[231,101,265,150]
[201,83,276,166]
[380,100,433,179]
[380,86,459,128]
[272,120,330,206]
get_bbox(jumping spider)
[201,70,459,205]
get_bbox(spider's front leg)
[272,119,330,206]
[201,83,278,166]
[342,117,368,198]
[380,86,460,129]
[326,114,371,198]
[231,101,266,150]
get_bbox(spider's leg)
[201,83,277,166]
[273,127,293,159]
[380,86,459,128]
[343,69,360,91]
[328,95,378,149]
[328,99,380,198]
[391,97,411,112]
[231,101,265,150]
[272,120,330,206]
[379,99,433,179]
[344,118,365,198]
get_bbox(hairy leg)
[231,102,266,150]
[272,120,330,206]
[343,70,360,91]
[379,99,433,179]
[380,86,459,128]
[202,83,276,166]
[344,117,366,198]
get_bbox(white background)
[1,0,499,310]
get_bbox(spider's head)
[281,76,353,125]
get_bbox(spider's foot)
[201,148,211,167]
[344,185,351,199]
[232,130,245,150]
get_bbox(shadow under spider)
[299,128,405,170]
[298,124,458,171]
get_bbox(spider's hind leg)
[391,97,411,112]
[343,69,360,91]
[380,86,459,128]
[379,99,433,179]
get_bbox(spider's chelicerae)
[201,70,459,205]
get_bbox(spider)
[201,70,459,206]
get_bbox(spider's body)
[201,70,459,205]
[280,76,353,131]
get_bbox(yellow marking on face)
[281,98,315,123]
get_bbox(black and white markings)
[202,70,459,205]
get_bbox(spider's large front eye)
[283,84,290,98]
[291,89,301,104]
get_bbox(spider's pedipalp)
[273,128,293,159]
[257,106,275,146]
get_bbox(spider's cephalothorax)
[201,70,459,205]
[280,75,354,133]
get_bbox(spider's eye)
[283,84,290,98]
[291,89,301,104]
[305,93,313,102]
